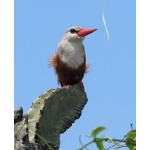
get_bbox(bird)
[49,26,97,88]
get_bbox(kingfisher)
[49,26,97,88]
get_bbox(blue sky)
[14,0,135,149]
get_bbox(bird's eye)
[70,28,77,33]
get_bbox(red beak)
[77,28,97,37]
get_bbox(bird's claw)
[63,84,72,89]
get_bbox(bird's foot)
[78,81,84,90]
[62,84,72,89]
[62,81,84,90]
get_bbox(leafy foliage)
[125,130,136,150]
[78,126,136,150]
[91,126,106,138]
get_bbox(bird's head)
[62,26,97,42]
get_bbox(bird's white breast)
[58,41,85,69]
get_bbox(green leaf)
[91,126,106,138]
[95,138,105,150]
[126,129,136,150]
[126,138,136,150]
[126,130,136,139]
[126,144,135,150]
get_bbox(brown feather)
[49,53,88,86]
